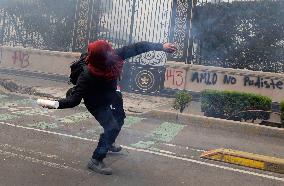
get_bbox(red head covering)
[85,40,124,80]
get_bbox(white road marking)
[154,149,176,155]
[163,143,176,147]
[0,121,283,182]
[163,143,206,152]
[0,149,84,173]
[0,143,58,159]
[0,121,97,142]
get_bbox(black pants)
[91,92,126,161]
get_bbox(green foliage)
[192,1,284,73]
[280,101,284,125]
[201,90,272,122]
[1,0,82,51]
[173,90,192,113]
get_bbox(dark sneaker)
[109,144,122,153]
[87,158,112,175]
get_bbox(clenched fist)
[163,43,177,53]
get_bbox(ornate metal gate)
[0,0,193,94]
[73,0,192,63]
[0,0,76,51]
[72,0,193,94]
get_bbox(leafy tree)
[1,0,77,51]
[192,1,284,73]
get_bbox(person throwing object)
[37,40,177,175]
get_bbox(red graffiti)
[165,68,185,88]
[175,70,184,86]
[12,51,30,68]
[166,67,175,85]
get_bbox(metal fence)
[72,0,193,65]
[0,0,193,63]
[0,0,193,94]
[0,0,76,51]
[1,0,283,93]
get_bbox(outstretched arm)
[57,72,88,109]
[115,41,177,60]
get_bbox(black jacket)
[58,42,164,112]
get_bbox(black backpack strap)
[80,53,88,64]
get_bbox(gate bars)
[72,0,193,65]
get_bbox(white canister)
[36,99,59,109]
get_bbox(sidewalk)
[0,72,283,139]
[0,73,175,114]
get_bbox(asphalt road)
[0,92,283,186]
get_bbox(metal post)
[0,10,6,45]
[186,0,195,64]
[128,0,137,44]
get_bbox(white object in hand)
[36,99,59,109]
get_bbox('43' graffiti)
[164,68,186,89]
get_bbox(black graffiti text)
[244,76,283,90]
[191,72,218,85]
[223,75,237,85]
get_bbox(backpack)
[67,53,123,98]
[69,53,88,85]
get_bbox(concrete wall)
[0,46,283,102]
[0,46,80,75]
[164,62,284,102]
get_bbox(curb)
[143,109,284,139]
[201,148,284,174]
[0,78,64,99]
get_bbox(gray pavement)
[0,72,174,114]
[0,91,283,186]
[0,71,283,185]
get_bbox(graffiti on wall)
[164,68,186,89]
[244,76,283,90]
[191,71,283,90]
[0,48,31,68]
[191,71,218,85]
[12,50,30,68]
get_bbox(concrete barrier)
[164,61,284,102]
[0,46,80,75]
[0,45,283,102]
